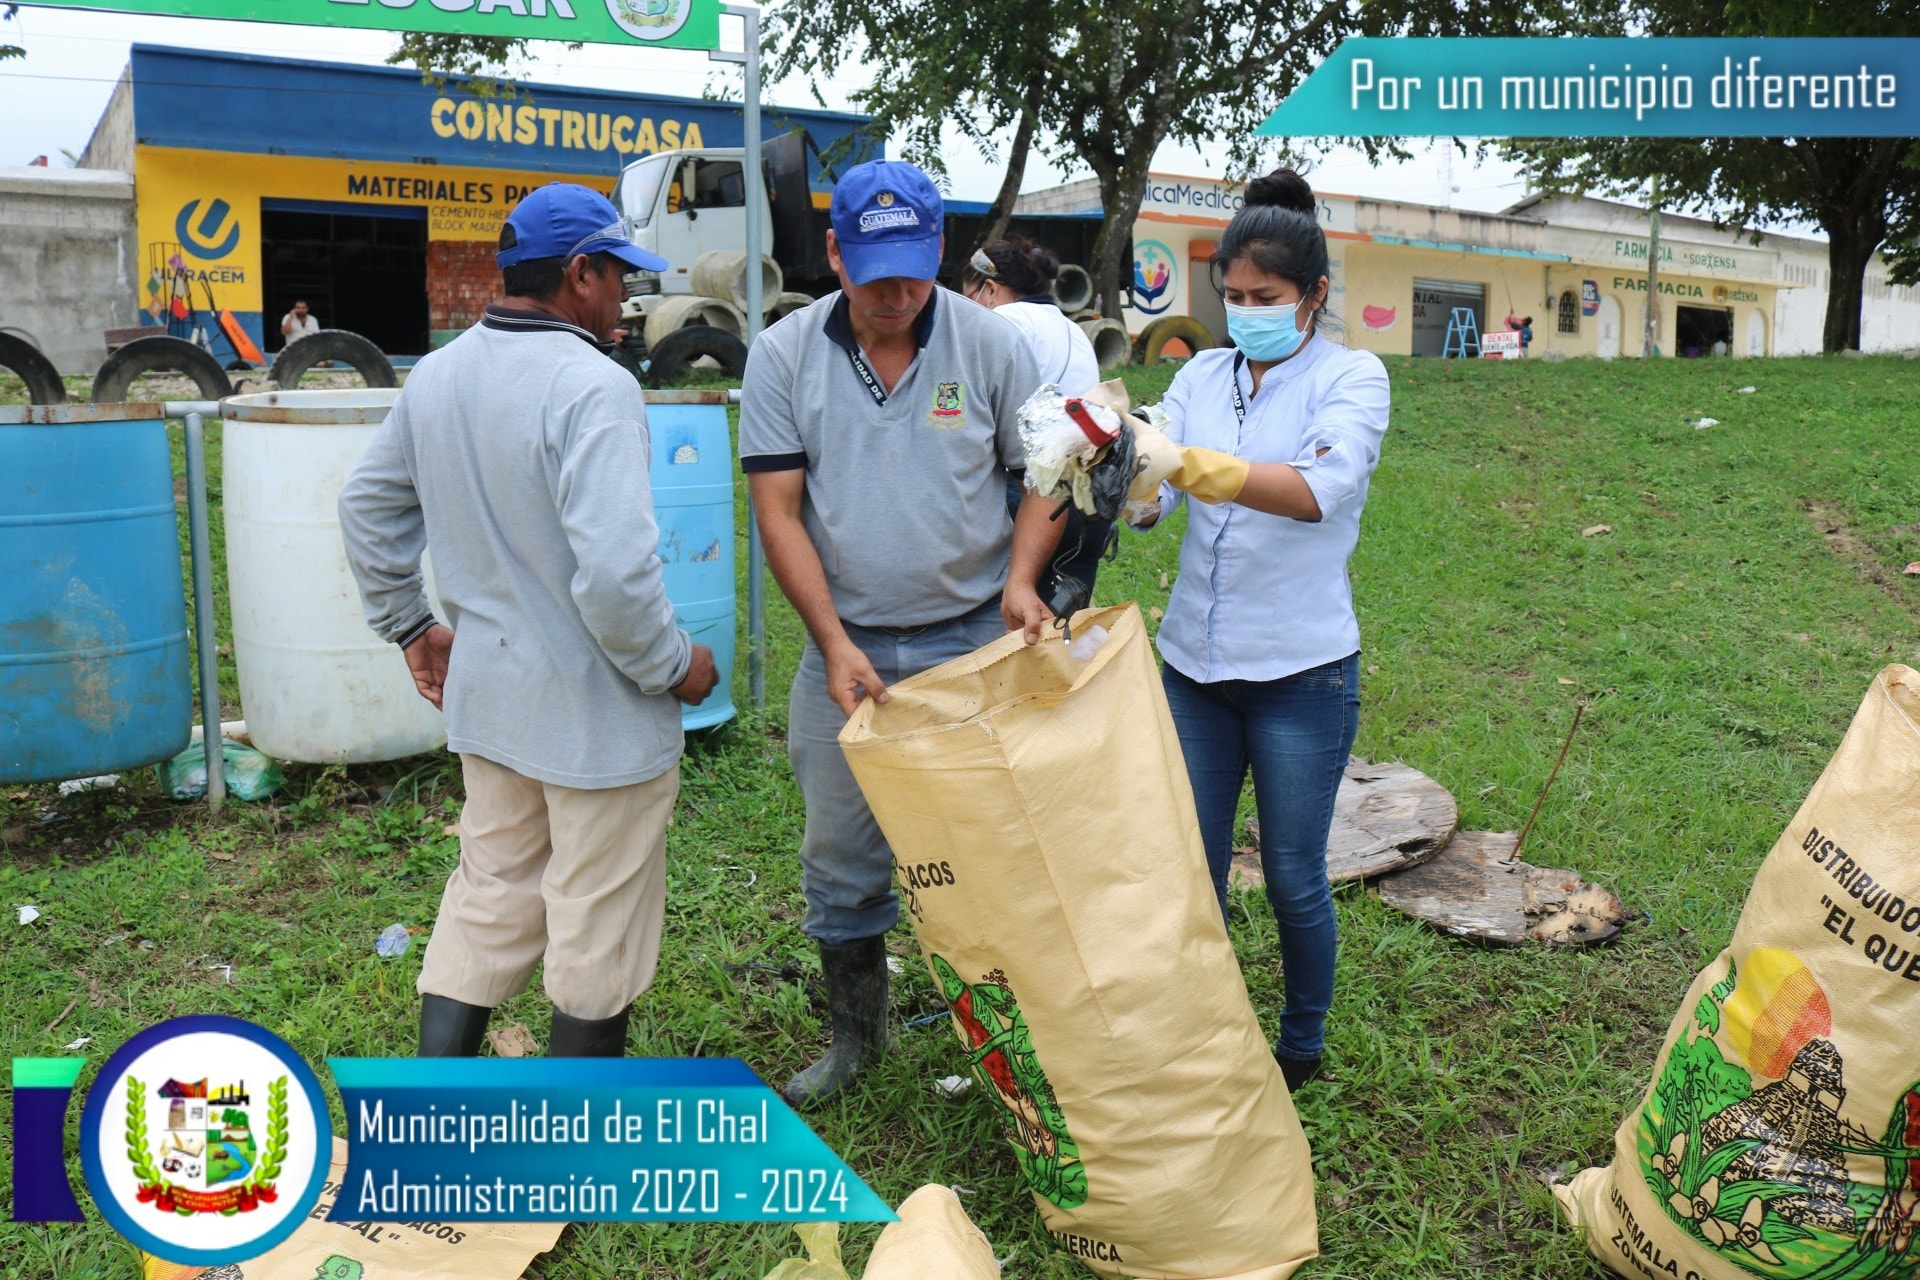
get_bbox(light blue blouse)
[1144,334,1391,684]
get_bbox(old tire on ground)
[645,324,748,387]
[271,329,397,389]
[1053,263,1095,312]
[91,335,232,403]
[644,295,745,348]
[0,331,67,404]
[1136,314,1216,365]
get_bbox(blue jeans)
[787,600,1009,945]
[1162,654,1360,1061]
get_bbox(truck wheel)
[91,336,232,403]
[271,329,398,389]
[646,325,748,387]
[1137,315,1216,365]
[0,331,67,404]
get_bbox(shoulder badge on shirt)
[929,380,966,430]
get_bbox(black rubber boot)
[418,994,491,1057]
[783,936,890,1107]
[549,1004,631,1057]
[1277,1052,1323,1092]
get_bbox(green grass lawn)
[3,353,1918,1279]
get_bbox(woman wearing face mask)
[964,237,1109,605]
[1128,168,1390,1091]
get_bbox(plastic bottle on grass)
[155,739,284,801]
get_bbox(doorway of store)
[261,200,429,358]
[1674,304,1733,358]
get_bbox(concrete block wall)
[0,166,138,376]
[427,240,498,334]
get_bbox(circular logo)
[606,0,693,41]
[877,191,895,207]
[80,1016,331,1266]
[1130,239,1178,315]
[174,198,240,260]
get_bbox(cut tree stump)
[1372,830,1628,946]
[1231,757,1458,890]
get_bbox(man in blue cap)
[341,182,718,1059]
[740,159,1060,1104]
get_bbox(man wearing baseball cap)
[740,159,1060,1104]
[341,182,718,1059]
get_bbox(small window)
[1557,289,1579,334]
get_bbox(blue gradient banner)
[11,1058,86,1223]
[326,1059,893,1223]
[1259,38,1920,137]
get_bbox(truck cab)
[614,149,767,296]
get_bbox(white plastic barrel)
[221,389,446,764]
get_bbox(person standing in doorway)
[340,182,718,1059]
[1129,169,1390,1091]
[741,160,1058,1106]
[281,299,320,349]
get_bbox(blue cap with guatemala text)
[829,160,943,285]
[498,182,668,273]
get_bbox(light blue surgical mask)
[1225,298,1311,362]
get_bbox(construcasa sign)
[428,96,706,156]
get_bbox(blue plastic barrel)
[645,390,737,731]
[0,405,192,782]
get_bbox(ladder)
[1441,307,1481,359]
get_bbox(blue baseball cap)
[829,160,943,285]
[498,182,668,273]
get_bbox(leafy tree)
[1503,0,1920,352]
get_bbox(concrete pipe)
[765,291,815,322]
[1054,264,1095,312]
[1078,318,1132,371]
[689,251,784,316]
[644,295,746,349]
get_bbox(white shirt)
[994,299,1100,394]
[282,312,320,345]
[1146,335,1390,683]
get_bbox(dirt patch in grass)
[1803,498,1916,597]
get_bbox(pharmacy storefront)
[1540,227,1782,359]
[90,45,865,358]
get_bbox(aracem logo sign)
[175,198,241,260]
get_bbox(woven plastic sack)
[1556,664,1920,1280]
[841,604,1318,1280]
[143,1138,562,1280]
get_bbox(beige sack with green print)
[841,604,1318,1280]
[1556,665,1920,1280]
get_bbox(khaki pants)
[418,753,678,1021]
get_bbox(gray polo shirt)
[739,289,1042,629]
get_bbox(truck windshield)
[615,155,673,228]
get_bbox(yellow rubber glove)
[1170,447,1251,505]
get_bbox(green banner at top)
[21,0,724,50]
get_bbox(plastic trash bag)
[155,738,284,801]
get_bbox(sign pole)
[716,2,767,710]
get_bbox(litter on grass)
[1690,416,1719,429]
[17,905,40,925]
[1582,524,1614,537]
[64,1036,90,1051]
[934,1074,973,1097]
[1905,561,1920,575]
[57,774,119,795]
[1737,385,1756,393]
[488,1023,540,1058]
[375,923,412,957]
[156,739,284,801]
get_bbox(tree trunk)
[1088,164,1151,321]
[978,89,1041,249]
[1821,216,1884,353]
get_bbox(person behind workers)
[339,182,718,1060]
[1127,168,1390,1092]
[964,238,1112,607]
[281,299,320,348]
[740,159,1059,1106]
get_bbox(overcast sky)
[4,5,1540,211]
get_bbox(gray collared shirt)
[339,306,691,789]
[738,289,1043,629]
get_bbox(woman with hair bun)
[964,237,1109,603]
[1129,167,1391,1091]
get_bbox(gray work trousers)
[787,600,1008,944]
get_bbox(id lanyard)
[1230,352,1248,426]
[846,347,888,406]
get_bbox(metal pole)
[1644,179,1661,359]
[719,2,768,710]
[183,412,226,808]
